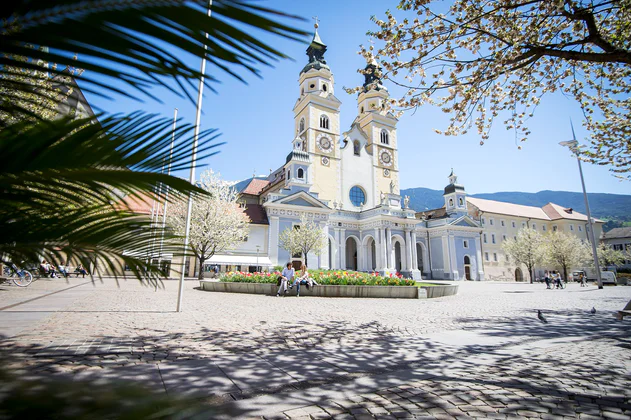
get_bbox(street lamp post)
[256,245,260,272]
[559,123,603,289]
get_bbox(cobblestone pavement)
[1,278,630,419]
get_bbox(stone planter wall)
[199,281,459,299]
[199,281,428,299]
[420,284,459,298]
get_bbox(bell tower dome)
[356,60,399,202]
[443,169,467,216]
[292,21,342,204]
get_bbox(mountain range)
[401,187,631,231]
[233,177,630,231]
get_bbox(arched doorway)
[464,256,471,280]
[416,243,424,273]
[515,268,523,282]
[371,239,376,271]
[394,242,402,272]
[346,237,358,270]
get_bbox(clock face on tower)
[380,149,393,166]
[317,136,333,153]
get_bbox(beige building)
[600,227,631,270]
[467,197,604,281]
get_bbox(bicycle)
[2,262,34,287]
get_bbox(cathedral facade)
[222,27,485,281]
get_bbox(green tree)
[359,0,631,179]
[543,231,592,281]
[0,0,306,284]
[279,215,326,267]
[596,243,628,268]
[502,228,545,283]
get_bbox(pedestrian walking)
[544,271,551,289]
[580,272,587,287]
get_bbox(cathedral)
[215,26,486,281]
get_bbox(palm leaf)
[1,0,308,117]
[0,113,222,285]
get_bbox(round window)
[349,186,366,207]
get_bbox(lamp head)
[559,140,578,148]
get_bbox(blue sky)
[82,0,629,195]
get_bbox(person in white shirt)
[58,261,70,278]
[277,262,294,296]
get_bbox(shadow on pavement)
[0,311,630,418]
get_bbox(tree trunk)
[528,263,534,284]
[303,252,308,268]
[198,255,205,280]
[562,265,568,283]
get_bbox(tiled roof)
[416,207,447,220]
[467,197,602,223]
[467,197,550,220]
[243,204,269,225]
[542,202,601,222]
[115,194,161,215]
[241,178,270,195]
[602,227,631,239]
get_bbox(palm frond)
[0,113,222,285]
[1,0,308,114]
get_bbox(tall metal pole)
[576,155,603,289]
[561,122,603,289]
[177,1,212,312]
[158,108,178,276]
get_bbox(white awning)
[122,250,173,260]
[205,255,273,267]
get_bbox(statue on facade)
[404,195,410,209]
[389,179,395,194]
[380,191,385,205]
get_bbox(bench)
[616,299,631,321]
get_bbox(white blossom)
[168,170,250,279]
[355,0,631,179]
[278,214,326,267]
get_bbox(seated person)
[76,263,89,278]
[40,260,57,278]
[290,264,318,296]
[276,262,294,297]
[58,261,70,278]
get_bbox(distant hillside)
[401,187,631,231]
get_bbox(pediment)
[450,215,480,227]
[273,191,330,209]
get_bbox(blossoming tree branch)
[354,0,631,178]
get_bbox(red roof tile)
[243,204,269,225]
[241,179,270,195]
[115,194,162,215]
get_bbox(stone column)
[379,228,388,273]
[333,228,340,270]
[386,227,393,270]
[340,229,347,270]
[448,233,459,280]
[320,222,330,269]
[269,216,279,266]
[405,230,414,271]
[411,231,418,270]
[373,228,381,269]
[475,236,484,280]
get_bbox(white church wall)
[339,136,375,210]
[231,225,268,254]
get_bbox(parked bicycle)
[2,262,34,287]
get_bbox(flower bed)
[221,270,416,286]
